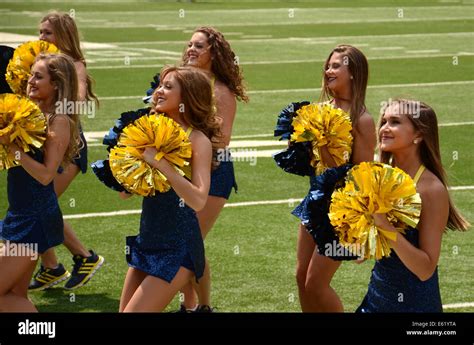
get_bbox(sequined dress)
[0,150,64,253]
[357,165,443,312]
[125,128,205,283]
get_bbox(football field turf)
[0,0,473,312]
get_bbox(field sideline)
[0,0,473,313]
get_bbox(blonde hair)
[35,53,82,168]
[41,11,98,105]
[379,99,470,231]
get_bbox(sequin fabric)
[126,188,205,283]
[357,227,443,312]
[292,164,358,261]
[209,150,237,200]
[0,150,64,253]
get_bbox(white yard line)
[96,80,474,101]
[63,188,473,220]
[87,53,474,69]
[442,302,474,309]
[92,32,474,46]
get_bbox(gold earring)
[413,139,418,144]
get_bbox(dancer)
[357,99,469,312]
[175,27,248,312]
[294,45,376,312]
[0,53,81,311]
[29,11,104,291]
[119,66,221,312]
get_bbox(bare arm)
[351,112,376,164]
[214,82,236,147]
[143,130,212,211]
[74,61,87,101]
[6,115,70,186]
[373,180,448,281]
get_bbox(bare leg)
[295,224,316,312]
[0,243,39,312]
[181,196,226,308]
[119,267,147,312]
[39,164,90,269]
[123,267,193,312]
[305,251,343,312]
[63,221,90,257]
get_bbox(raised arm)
[143,130,212,211]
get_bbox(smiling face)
[324,52,352,96]
[379,104,421,153]
[27,60,56,105]
[39,20,57,45]
[184,32,212,71]
[152,72,182,115]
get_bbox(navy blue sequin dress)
[357,227,443,312]
[0,150,64,253]
[209,149,237,200]
[126,184,205,283]
[292,164,359,261]
[72,129,88,174]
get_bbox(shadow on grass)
[32,288,119,313]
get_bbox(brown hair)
[159,66,222,166]
[379,99,470,231]
[35,53,82,168]
[182,26,248,103]
[41,11,98,105]
[320,44,368,127]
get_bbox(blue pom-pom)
[291,164,358,260]
[274,101,310,140]
[273,141,314,177]
[91,159,125,192]
[102,107,151,151]
[143,73,160,104]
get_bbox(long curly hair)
[182,26,248,103]
[159,66,222,167]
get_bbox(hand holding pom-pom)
[329,162,422,260]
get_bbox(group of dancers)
[0,11,469,313]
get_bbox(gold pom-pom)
[290,103,352,175]
[0,93,47,170]
[328,162,422,260]
[109,114,192,196]
[5,40,60,96]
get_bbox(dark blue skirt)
[209,151,237,200]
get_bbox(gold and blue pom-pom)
[328,162,422,260]
[108,114,192,196]
[0,93,46,170]
[273,101,314,176]
[291,103,353,175]
[5,40,60,96]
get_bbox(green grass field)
[0,0,473,312]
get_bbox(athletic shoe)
[64,250,104,290]
[28,263,71,291]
